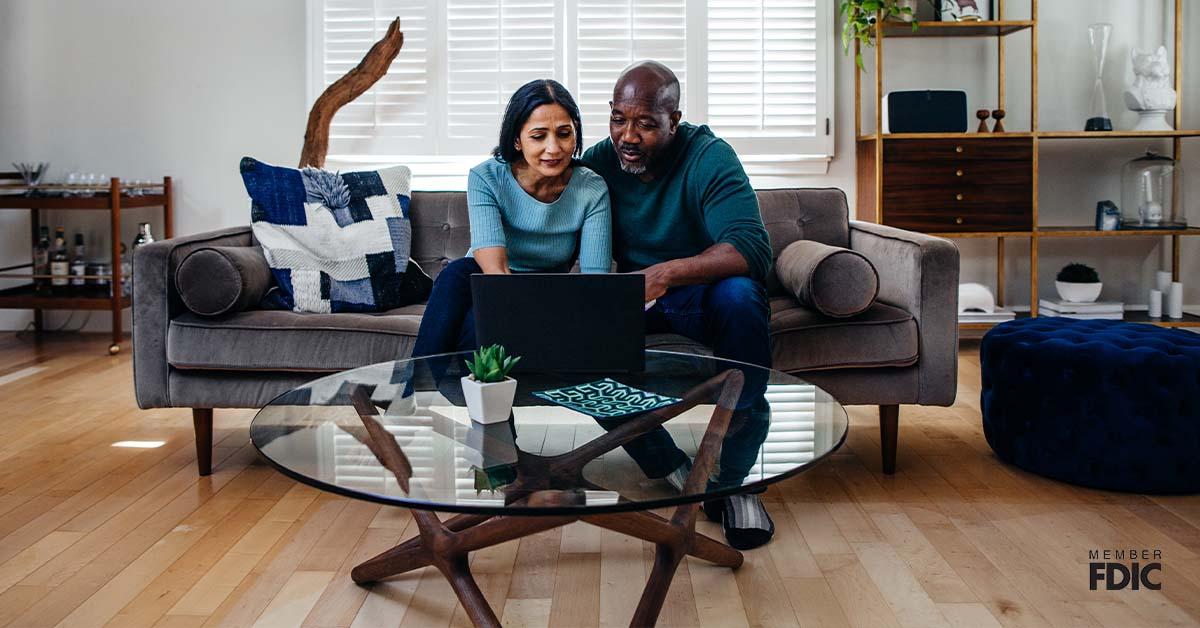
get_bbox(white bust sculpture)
[1123,46,1177,131]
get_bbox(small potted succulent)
[1055,263,1103,303]
[461,344,521,424]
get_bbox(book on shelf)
[1040,311,1125,320]
[1038,299,1124,314]
[959,308,1017,324]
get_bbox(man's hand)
[641,262,675,302]
[636,244,750,302]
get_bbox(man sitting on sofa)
[581,61,776,549]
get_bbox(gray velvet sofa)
[133,188,959,476]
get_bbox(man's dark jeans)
[597,277,773,480]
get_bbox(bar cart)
[0,177,174,354]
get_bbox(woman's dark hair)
[492,79,583,163]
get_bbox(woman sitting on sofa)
[409,78,612,358]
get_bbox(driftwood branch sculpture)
[299,17,404,169]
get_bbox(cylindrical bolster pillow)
[175,246,272,316]
[776,240,879,318]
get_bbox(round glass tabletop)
[251,350,848,515]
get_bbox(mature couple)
[411,61,775,549]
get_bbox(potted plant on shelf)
[461,344,521,424]
[1055,263,1103,303]
[840,0,930,68]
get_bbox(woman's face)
[515,103,576,179]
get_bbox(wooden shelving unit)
[879,19,1034,38]
[0,177,173,353]
[855,0,1198,330]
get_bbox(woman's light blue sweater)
[467,158,611,273]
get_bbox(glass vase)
[1085,23,1113,132]
[1121,151,1186,228]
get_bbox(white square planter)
[461,376,517,424]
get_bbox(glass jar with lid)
[1121,151,1187,228]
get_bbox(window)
[309,0,833,183]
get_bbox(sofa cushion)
[757,188,850,296]
[175,246,273,317]
[167,306,425,372]
[242,157,431,313]
[648,297,917,373]
[776,240,878,318]
[168,296,916,375]
[768,297,918,372]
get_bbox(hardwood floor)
[0,332,1198,627]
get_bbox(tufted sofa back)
[406,188,851,286]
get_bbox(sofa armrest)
[132,226,254,409]
[849,221,960,406]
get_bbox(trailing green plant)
[840,0,930,69]
[464,344,521,383]
[1056,263,1100,283]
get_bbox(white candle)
[1148,289,1163,318]
[1156,270,1173,295]
[1168,282,1184,319]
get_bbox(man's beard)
[618,160,647,175]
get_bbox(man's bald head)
[613,61,681,114]
[608,61,684,178]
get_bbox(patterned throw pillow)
[240,157,430,313]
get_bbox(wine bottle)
[70,233,88,289]
[33,226,50,293]
[132,222,155,248]
[50,227,69,289]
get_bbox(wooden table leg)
[594,370,743,626]
[345,370,746,627]
[354,506,744,628]
[584,510,742,568]
[352,507,575,628]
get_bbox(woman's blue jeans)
[410,257,488,359]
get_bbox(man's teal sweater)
[580,122,772,282]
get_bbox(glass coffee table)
[251,350,847,627]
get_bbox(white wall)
[0,0,1195,332]
[0,0,305,331]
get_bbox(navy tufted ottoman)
[981,317,1200,494]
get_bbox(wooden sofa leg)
[879,405,899,475]
[193,408,213,476]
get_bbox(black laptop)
[471,274,645,373]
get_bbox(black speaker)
[882,90,968,133]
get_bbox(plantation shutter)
[313,0,833,173]
[444,0,562,154]
[318,0,435,156]
[705,0,827,155]
[569,0,688,147]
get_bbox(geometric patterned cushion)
[241,156,430,313]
